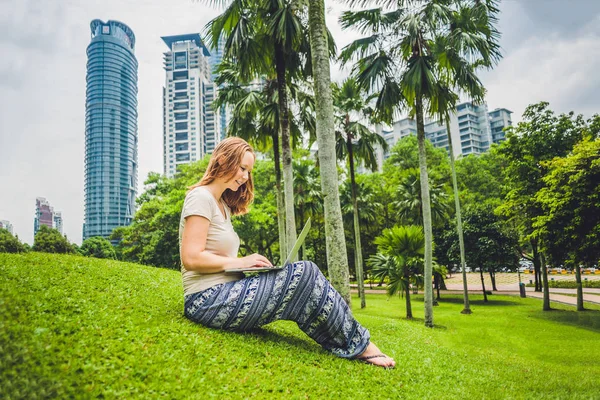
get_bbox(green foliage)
[32,225,76,254]
[2,252,599,399]
[455,151,504,209]
[0,229,28,253]
[533,138,600,266]
[79,237,116,259]
[526,280,600,289]
[436,206,519,274]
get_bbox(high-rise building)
[53,212,63,235]
[34,197,54,235]
[378,102,512,166]
[84,20,138,241]
[0,220,13,235]
[489,108,513,144]
[162,34,221,178]
[209,37,228,141]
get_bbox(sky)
[1,0,600,245]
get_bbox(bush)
[0,229,28,253]
[33,225,76,254]
[79,237,116,259]
[525,280,600,289]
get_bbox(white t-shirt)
[179,186,243,296]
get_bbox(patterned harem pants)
[184,261,370,359]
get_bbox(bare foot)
[356,342,396,369]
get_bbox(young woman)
[179,137,395,368]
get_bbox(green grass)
[1,253,600,399]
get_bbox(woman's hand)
[228,253,273,270]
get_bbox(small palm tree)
[369,225,425,319]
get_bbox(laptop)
[226,218,311,274]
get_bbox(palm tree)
[205,0,321,258]
[293,158,322,260]
[333,77,388,308]
[212,64,287,260]
[369,225,425,319]
[307,0,352,304]
[429,1,502,314]
[340,0,500,327]
[393,168,451,227]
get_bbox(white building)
[162,34,221,178]
[0,220,13,234]
[53,212,63,235]
[377,102,512,168]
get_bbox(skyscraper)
[34,197,55,235]
[83,20,138,241]
[209,37,228,140]
[162,34,221,178]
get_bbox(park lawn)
[1,253,599,399]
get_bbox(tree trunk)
[308,0,351,305]
[489,271,497,291]
[435,274,441,301]
[531,239,541,292]
[575,264,584,311]
[480,267,488,302]
[415,96,434,327]
[271,131,286,263]
[447,122,471,314]
[540,253,551,311]
[274,43,297,258]
[405,276,413,319]
[347,128,366,308]
[299,206,305,260]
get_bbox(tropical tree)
[393,168,451,228]
[79,237,117,259]
[333,77,388,308]
[308,0,352,304]
[0,229,28,253]
[369,225,425,319]
[533,137,600,311]
[205,0,324,258]
[293,156,322,260]
[496,102,591,299]
[33,225,76,254]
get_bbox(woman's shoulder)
[184,186,215,207]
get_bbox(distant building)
[208,37,228,141]
[162,33,221,178]
[83,19,138,240]
[0,220,13,234]
[377,102,513,167]
[34,197,55,235]
[53,212,63,235]
[488,108,513,144]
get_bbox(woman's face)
[226,151,255,191]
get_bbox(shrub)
[525,280,600,289]
[0,229,28,253]
[33,225,76,254]
[79,237,116,259]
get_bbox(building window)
[175,82,187,90]
[175,122,188,130]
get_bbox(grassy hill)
[1,253,599,399]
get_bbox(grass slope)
[1,253,599,399]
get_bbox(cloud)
[482,14,600,120]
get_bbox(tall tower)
[84,20,138,240]
[34,197,54,235]
[162,34,220,178]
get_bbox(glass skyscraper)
[83,20,138,240]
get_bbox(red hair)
[188,137,255,215]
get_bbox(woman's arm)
[181,215,272,273]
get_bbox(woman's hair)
[188,137,255,215]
